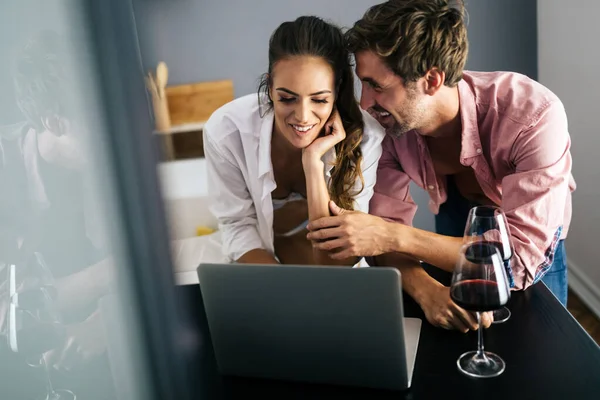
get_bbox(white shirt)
[203,94,385,262]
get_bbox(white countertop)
[171,232,226,285]
[158,157,225,285]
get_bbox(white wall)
[538,1,600,316]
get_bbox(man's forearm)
[375,252,441,305]
[385,222,463,272]
[54,256,115,314]
[376,251,490,332]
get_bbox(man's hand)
[419,283,493,332]
[44,309,106,372]
[306,201,396,259]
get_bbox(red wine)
[485,241,512,261]
[451,279,507,312]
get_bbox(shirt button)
[428,185,435,190]
[476,148,482,154]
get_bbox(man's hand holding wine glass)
[419,280,493,332]
[44,308,107,372]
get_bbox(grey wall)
[538,0,600,316]
[133,0,389,96]
[463,0,537,79]
[133,0,538,232]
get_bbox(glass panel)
[0,1,179,399]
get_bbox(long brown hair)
[258,16,365,210]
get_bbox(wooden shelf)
[156,126,205,161]
[150,78,233,161]
[154,121,206,135]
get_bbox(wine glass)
[451,242,510,378]
[6,252,76,400]
[463,206,513,324]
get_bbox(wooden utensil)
[156,61,168,98]
[145,67,171,132]
[145,72,159,98]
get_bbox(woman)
[204,16,384,266]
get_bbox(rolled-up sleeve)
[502,100,573,290]
[368,135,418,226]
[203,129,266,261]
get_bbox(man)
[306,0,575,332]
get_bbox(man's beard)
[386,119,413,138]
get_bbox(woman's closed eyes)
[278,96,329,104]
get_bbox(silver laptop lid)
[196,263,420,391]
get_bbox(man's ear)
[423,68,446,95]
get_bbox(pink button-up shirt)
[369,71,576,290]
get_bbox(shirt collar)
[257,109,275,178]
[458,76,483,160]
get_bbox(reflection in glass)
[7,253,76,400]
[1,27,112,398]
[0,2,153,399]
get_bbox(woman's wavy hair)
[258,16,365,210]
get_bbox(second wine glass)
[463,206,513,324]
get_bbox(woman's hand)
[302,109,346,165]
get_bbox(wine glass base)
[39,389,76,400]
[492,307,511,324]
[27,356,44,368]
[457,351,505,378]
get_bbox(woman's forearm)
[237,249,279,264]
[303,156,357,266]
[303,159,331,224]
[54,256,115,314]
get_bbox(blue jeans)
[435,176,568,306]
[540,240,568,306]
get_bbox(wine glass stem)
[475,312,488,362]
[41,356,57,397]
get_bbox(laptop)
[196,263,421,391]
